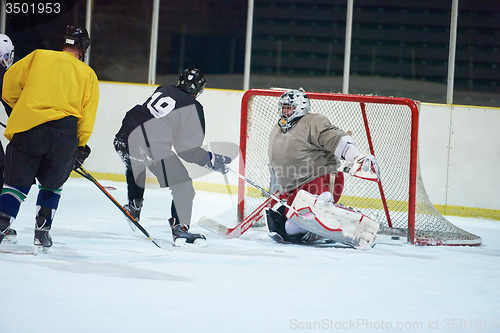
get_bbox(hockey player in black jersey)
[114,68,231,246]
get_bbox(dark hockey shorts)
[4,117,79,189]
[114,136,191,189]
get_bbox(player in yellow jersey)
[0,26,99,251]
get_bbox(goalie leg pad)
[287,190,379,248]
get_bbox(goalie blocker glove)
[202,152,231,174]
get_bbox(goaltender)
[264,89,380,248]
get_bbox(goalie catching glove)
[344,153,380,182]
[202,152,231,174]
[334,136,380,182]
[74,145,91,170]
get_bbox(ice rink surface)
[1,176,499,333]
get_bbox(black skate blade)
[173,237,208,247]
[268,232,350,248]
[268,232,291,244]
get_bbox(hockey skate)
[123,198,143,231]
[3,229,18,244]
[0,215,16,244]
[34,216,52,254]
[169,217,206,246]
[0,229,6,245]
[264,208,324,245]
[264,208,289,243]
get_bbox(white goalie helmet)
[278,89,310,132]
[0,34,14,69]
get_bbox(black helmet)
[177,68,206,97]
[62,25,90,62]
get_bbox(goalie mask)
[62,25,91,62]
[0,34,14,69]
[177,68,206,98]
[278,89,310,132]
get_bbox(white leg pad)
[287,190,379,249]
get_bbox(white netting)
[240,89,481,246]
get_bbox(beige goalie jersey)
[268,113,347,192]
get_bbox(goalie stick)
[199,197,272,238]
[221,167,380,248]
[199,167,316,238]
[227,167,311,217]
[73,166,172,251]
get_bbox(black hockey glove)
[202,152,231,174]
[74,145,91,170]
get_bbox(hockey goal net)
[238,88,482,246]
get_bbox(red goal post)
[238,88,482,246]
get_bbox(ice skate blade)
[173,237,208,247]
[34,246,50,256]
[268,232,289,244]
[2,235,18,244]
[125,218,137,232]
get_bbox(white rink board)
[447,106,500,210]
[0,81,497,215]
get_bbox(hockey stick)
[73,166,172,250]
[199,197,272,238]
[199,166,313,238]
[226,167,313,218]
[198,164,271,238]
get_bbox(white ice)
[1,176,499,333]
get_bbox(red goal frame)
[238,89,420,244]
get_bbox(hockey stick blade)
[74,167,173,251]
[150,237,173,250]
[103,186,117,191]
[198,217,230,236]
[199,216,255,239]
[199,197,272,238]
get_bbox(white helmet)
[0,34,14,69]
[278,89,310,132]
